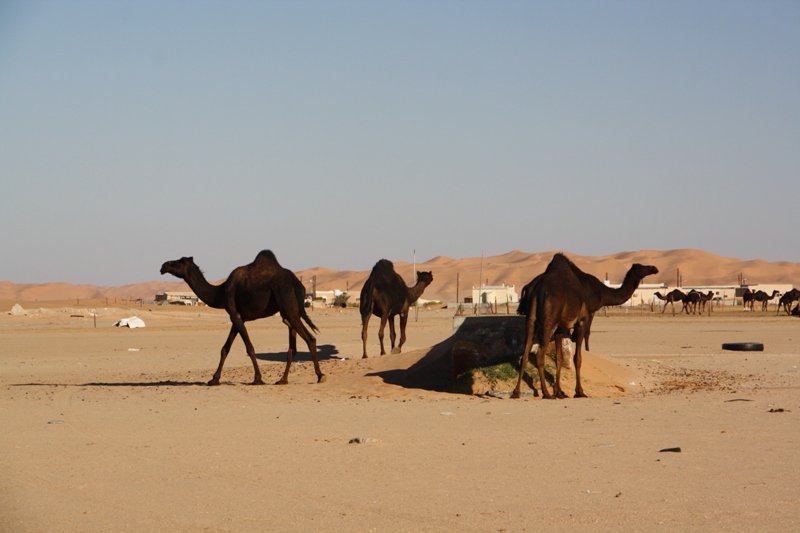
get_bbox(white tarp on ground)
[114,316,145,328]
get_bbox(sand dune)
[3,249,799,306]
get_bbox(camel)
[682,290,701,315]
[697,291,715,313]
[777,288,800,315]
[752,290,781,312]
[742,288,755,311]
[360,259,433,358]
[654,289,686,315]
[160,250,325,386]
[518,260,658,351]
[512,254,591,400]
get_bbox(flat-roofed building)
[155,291,200,306]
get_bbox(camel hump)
[254,250,281,267]
[371,259,395,276]
[548,253,575,272]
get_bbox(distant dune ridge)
[2,249,800,304]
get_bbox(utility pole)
[478,252,483,316]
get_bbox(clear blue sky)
[1,1,798,285]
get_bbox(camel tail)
[300,307,319,333]
[517,283,531,316]
[517,274,542,316]
[359,277,374,320]
[291,276,319,333]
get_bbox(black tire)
[722,342,764,352]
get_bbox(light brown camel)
[160,250,325,386]
[654,289,686,315]
[360,259,433,358]
[777,288,800,315]
[512,253,590,400]
[753,290,781,312]
[519,261,658,351]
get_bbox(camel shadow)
[366,338,456,393]
[12,380,207,387]
[367,336,557,396]
[256,344,340,362]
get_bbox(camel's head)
[160,256,195,279]
[631,264,659,280]
[416,271,433,286]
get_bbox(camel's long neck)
[596,269,643,306]
[182,265,225,309]
[408,279,431,303]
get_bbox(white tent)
[114,316,145,328]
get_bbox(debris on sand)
[114,316,145,328]
[349,437,379,444]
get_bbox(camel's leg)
[573,324,588,398]
[209,325,239,386]
[388,315,398,353]
[512,312,537,399]
[553,333,567,399]
[231,316,264,385]
[536,326,555,400]
[378,313,389,356]
[283,312,326,384]
[393,312,408,355]
[276,326,297,385]
[361,313,371,359]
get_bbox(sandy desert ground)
[1,301,799,533]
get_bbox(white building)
[155,291,200,306]
[470,284,519,305]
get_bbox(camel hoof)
[391,347,401,355]
[207,379,220,386]
[574,392,588,398]
[556,391,568,399]
[362,354,369,359]
[510,392,521,399]
[317,374,327,383]
[274,379,288,386]
[251,379,265,386]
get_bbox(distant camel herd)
[160,250,798,399]
[652,287,800,316]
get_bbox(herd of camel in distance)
[160,250,800,400]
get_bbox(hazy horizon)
[2,1,798,285]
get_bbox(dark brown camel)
[752,290,781,312]
[360,260,433,358]
[682,290,701,315]
[518,261,658,351]
[512,254,590,400]
[697,291,715,313]
[777,288,800,315]
[742,288,755,311]
[654,289,686,315]
[160,250,325,386]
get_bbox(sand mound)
[316,338,643,399]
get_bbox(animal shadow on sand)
[12,380,208,388]
[256,344,340,362]
[11,345,341,388]
[367,337,558,395]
